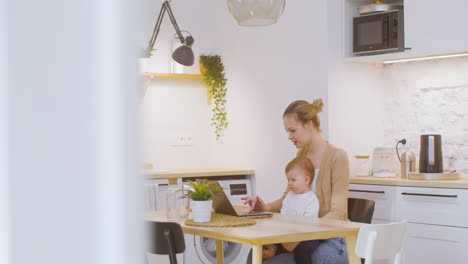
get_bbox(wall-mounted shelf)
[144,73,204,79]
[142,72,211,104]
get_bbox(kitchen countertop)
[145,169,468,188]
[350,175,468,189]
[144,168,255,179]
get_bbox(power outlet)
[185,136,193,145]
[170,135,193,147]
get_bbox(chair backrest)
[348,198,375,224]
[146,221,185,264]
[355,221,408,264]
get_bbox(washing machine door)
[194,236,250,264]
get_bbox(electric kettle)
[419,134,443,173]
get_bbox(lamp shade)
[227,0,286,26]
[172,36,195,66]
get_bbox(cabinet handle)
[349,189,385,194]
[401,192,458,198]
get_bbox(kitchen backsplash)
[382,57,468,172]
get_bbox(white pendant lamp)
[227,0,286,26]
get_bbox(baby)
[262,156,319,260]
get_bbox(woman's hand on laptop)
[241,196,272,212]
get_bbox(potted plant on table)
[199,54,228,141]
[182,179,223,222]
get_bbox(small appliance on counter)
[419,134,443,173]
[406,134,460,180]
[372,147,399,177]
[353,155,371,176]
[400,151,416,179]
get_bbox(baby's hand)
[241,196,270,212]
[241,196,257,212]
[262,245,277,260]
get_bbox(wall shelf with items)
[141,72,211,104]
[144,73,204,79]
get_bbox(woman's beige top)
[270,143,350,221]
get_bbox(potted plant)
[199,54,228,140]
[182,179,223,222]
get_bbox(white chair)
[355,221,408,264]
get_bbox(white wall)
[7,1,141,264]
[327,0,386,172]
[141,0,218,170]
[142,0,329,201]
[382,58,468,173]
[209,0,329,201]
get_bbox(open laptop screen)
[211,181,272,217]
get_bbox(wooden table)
[145,211,362,264]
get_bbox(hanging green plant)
[199,54,228,140]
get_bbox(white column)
[94,0,142,263]
[8,0,141,264]
[0,0,10,263]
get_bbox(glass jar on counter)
[166,178,179,220]
[165,178,189,220]
[353,155,370,176]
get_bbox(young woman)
[243,99,350,264]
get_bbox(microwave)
[353,9,404,56]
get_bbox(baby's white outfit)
[280,190,319,217]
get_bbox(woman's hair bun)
[311,98,324,113]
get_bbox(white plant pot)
[191,200,213,223]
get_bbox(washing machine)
[183,177,254,264]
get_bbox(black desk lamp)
[147,0,194,66]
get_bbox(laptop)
[211,181,273,217]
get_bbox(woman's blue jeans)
[262,237,348,264]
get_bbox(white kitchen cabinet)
[344,0,468,63]
[405,223,468,264]
[395,186,468,264]
[349,184,396,264]
[350,183,468,264]
[395,186,468,227]
[349,184,396,222]
[404,0,468,57]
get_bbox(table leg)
[344,232,360,264]
[216,240,224,264]
[252,244,262,264]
